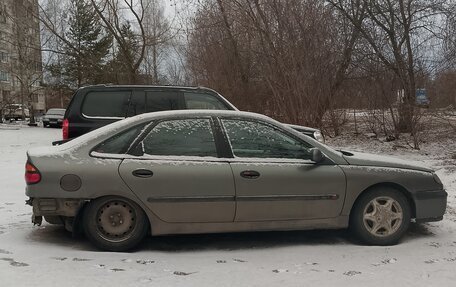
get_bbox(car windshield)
[46,109,65,116]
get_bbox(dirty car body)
[25,110,447,251]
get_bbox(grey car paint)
[26,110,447,236]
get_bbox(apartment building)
[0,0,45,115]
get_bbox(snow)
[1,122,456,286]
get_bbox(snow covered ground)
[0,121,455,286]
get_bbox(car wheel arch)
[349,182,416,220]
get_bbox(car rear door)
[118,117,236,223]
[219,118,346,221]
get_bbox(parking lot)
[0,122,455,286]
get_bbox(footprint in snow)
[0,249,12,254]
[216,260,227,263]
[121,258,132,263]
[382,258,397,264]
[0,257,29,267]
[343,271,361,276]
[372,258,397,266]
[4,203,15,206]
[110,268,125,272]
[424,259,439,264]
[136,260,155,265]
[427,242,441,248]
[51,257,67,261]
[72,258,92,262]
[173,271,197,276]
[233,258,247,263]
[272,269,288,273]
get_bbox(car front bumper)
[412,189,447,223]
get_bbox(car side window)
[92,123,148,154]
[140,118,217,157]
[82,91,131,118]
[146,91,180,112]
[184,92,229,110]
[221,119,312,159]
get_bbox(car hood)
[342,151,432,172]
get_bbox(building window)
[2,90,10,100]
[35,61,41,72]
[0,5,7,23]
[0,51,8,63]
[0,70,9,82]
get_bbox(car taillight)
[62,118,69,140]
[25,162,41,184]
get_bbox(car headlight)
[313,130,325,143]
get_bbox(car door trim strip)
[236,194,339,201]
[147,194,338,203]
[147,196,235,203]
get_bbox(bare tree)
[185,0,362,130]
[88,0,147,84]
[328,0,446,134]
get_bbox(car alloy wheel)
[362,196,403,237]
[350,187,411,245]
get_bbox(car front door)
[118,117,236,223]
[220,118,346,222]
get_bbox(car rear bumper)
[28,197,85,217]
[412,189,447,223]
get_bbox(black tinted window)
[141,119,217,157]
[184,92,229,110]
[93,123,148,154]
[127,93,145,116]
[222,119,312,159]
[82,91,130,117]
[146,91,179,112]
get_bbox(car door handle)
[132,169,154,178]
[240,170,260,179]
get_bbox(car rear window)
[139,118,217,157]
[46,109,65,116]
[184,92,229,110]
[92,123,149,154]
[82,91,131,118]
[146,91,180,112]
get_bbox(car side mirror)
[310,148,324,163]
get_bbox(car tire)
[83,196,149,251]
[350,187,411,245]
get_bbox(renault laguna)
[25,110,447,251]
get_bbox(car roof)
[78,84,220,93]
[131,109,275,123]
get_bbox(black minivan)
[62,85,324,142]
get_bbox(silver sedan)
[25,110,447,251]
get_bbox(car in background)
[59,85,324,143]
[42,108,66,128]
[25,110,447,251]
[3,104,29,121]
